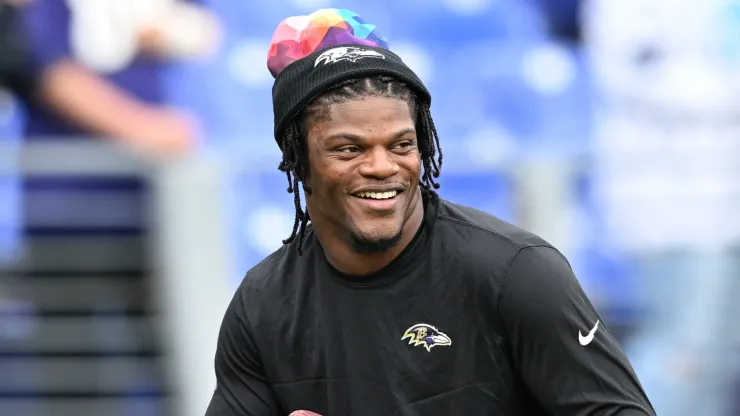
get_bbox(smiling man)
[205,8,654,416]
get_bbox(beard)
[348,228,403,253]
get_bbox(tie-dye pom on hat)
[267,8,389,78]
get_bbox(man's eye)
[395,141,416,149]
[337,146,360,153]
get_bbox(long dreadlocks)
[277,75,443,254]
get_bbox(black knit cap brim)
[271,44,432,150]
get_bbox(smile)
[355,190,398,200]
[351,188,403,212]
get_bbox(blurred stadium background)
[0,0,738,415]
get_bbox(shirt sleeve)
[497,245,655,415]
[205,288,283,416]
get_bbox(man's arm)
[36,59,195,151]
[498,245,655,415]
[206,288,283,416]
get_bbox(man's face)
[304,96,422,253]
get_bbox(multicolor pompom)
[267,8,389,77]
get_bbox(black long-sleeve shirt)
[206,194,654,415]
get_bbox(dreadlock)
[277,75,443,255]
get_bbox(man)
[207,8,654,416]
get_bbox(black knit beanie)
[271,44,431,150]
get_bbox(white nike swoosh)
[578,320,600,346]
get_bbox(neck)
[314,189,425,276]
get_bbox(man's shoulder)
[431,198,561,284]
[237,237,311,297]
[435,198,553,251]
[429,198,564,311]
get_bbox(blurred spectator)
[15,0,222,158]
[583,0,740,415]
[7,3,224,416]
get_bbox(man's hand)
[289,411,323,416]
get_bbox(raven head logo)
[401,324,451,352]
[314,46,385,68]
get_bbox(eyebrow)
[323,127,416,143]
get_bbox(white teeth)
[357,190,398,200]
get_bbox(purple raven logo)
[401,323,451,352]
[314,46,385,67]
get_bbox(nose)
[358,146,399,180]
